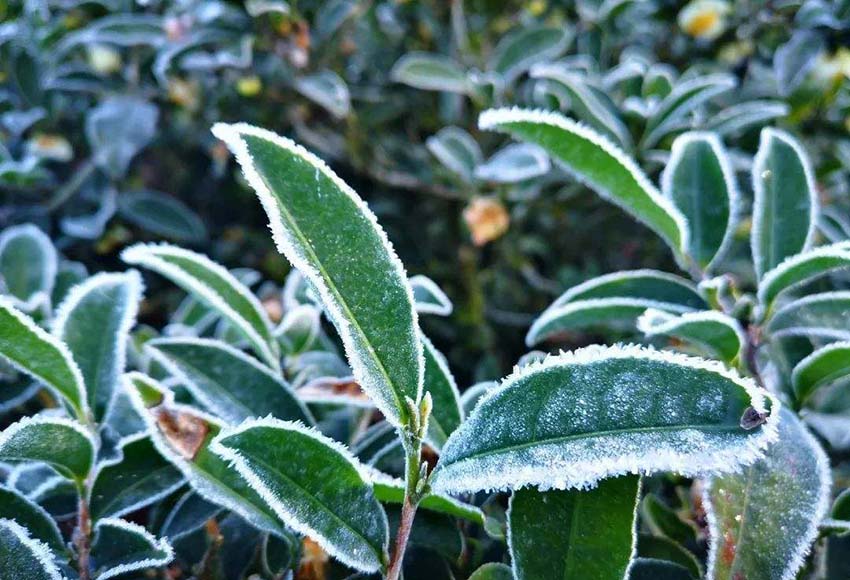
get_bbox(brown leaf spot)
[154,407,209,460]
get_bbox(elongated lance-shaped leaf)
[212,123,423,427]
[479,108,689,258]
[637,309,745,364]
[704,408,831,580]
[0,297,87,419]
[389,52,469,94]
[420,334,463,450]
[160,491,223,541]
[662,132,738,272]
[146,337,313,426]
[528,270,706,345]
[488,25,573,84]
[0,224,57,311]
[0,416,95,482]
[367,468,484,525]
[757,242,850,309]
[91,518,174,580]
[410,275,453,316]
[751,128,819,280]
[121,243,279,369]
[52,271,143,420]
[0,486,65,554]
[641,74,736,148]
[791,342,850,405]
[122,372,289,538]
[431,344,779,494]
[636,533,702,578]
[530,64,632,149]
[0,518,63,580]
[89,434,184,520]
[766,292,850,340]
[210,418,389,573]
[508,475,641,580]
[703,100,789,138]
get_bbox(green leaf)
[121,243,279,369]
[295,70,351,119]
[489,25,573,84]
[90,518,173,580]
[637,534,701,579]
[508,475,640,580]
[480,108,688,257]
[527,270,705,345]
[766,292,850,340]
[0,518,63,580]
[212,123,423,427]
[0,416,94,482]
[146,337,313,425]
[210,418,389,573]
[118,190,208,242]
[751,128,818,280]
[0,486,65,554]
[0,224,57,311]
[704,408,831,580]
[410,275,453,316]
[792,342,850,405]
[431,344,779,494]
[369,470,484,525]
[832,488,850,521]
[275,304,321,354]
[637,309,745,363]
[421,334,463,449]
[0,298,87,418]
[160,491,223,541]
[640,494,697,547]
[425,127,482,183]
[89,434,184,520]
[758,242,850,309]
[390,53,469,94]
[53,271,142,420]
[629,558,693,580]
[703,101,789,138]
[469,562,514,579]
[530,65,632,148]
[662,132,738,271]
[123,372,290,538]
[475,143,551,183]
[641,74,736,148]
[86,96,158,178]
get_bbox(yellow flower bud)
[678,0,731,41]
[236,75,263,97]
[463,197,510,246]
[87,44,122,75]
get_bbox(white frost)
[93,517,174,580]
[0,518,63,580]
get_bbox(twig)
[74,494,92,580]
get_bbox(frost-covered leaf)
[480,108,688,257]
[148,337,312,425]
[369,470,484,524]
[123,372,289,538]
[489,26,573,84]
[159,491,223,541]
[210,418,389,573]
[410,275,453,316]
[275,304,321,354]
[527,270,705,345]
[425,127,482,183]
[86,96,158,178]
[0,224,57,311]
[704,408,831,580]
[774,30,826,96]
[0,299,87,417]
[421,334,463,449]
[703,100,789,138]
[662,132,737,271]
[791,342,850,405]
[89,434,184,520]
[90,518,173,580]
[636,534,702,579]
[0,416,94,482]
[641,74,736,148]
[641,494,697,546]
[530,64,632,148]
[118,190,208,242]
[295,71,351,119]
[212,123,423,427]
[390,53,469,94]
[637,309,745,363]
[751,128,818,280]
[469,562,514,579]
[766,292,850,340]
[122,243,279,369]
[0,519,63,580]
[474,143,551,183]
[431,344,779,494]
[53,271,142,420]
[508,475,640,580]
[757,242,850,309]
[0,486,64,554]
[629,557,693,580]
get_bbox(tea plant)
[0,105,847,579]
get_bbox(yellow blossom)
[463,197,510,246]
[87,44,122,75]
[678,0,731,41]
[237,75,263,97]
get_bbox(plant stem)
[386,433,424,580]
[74,493,92,580]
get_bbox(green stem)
[46,159,97,211]
[386,432,424,580]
